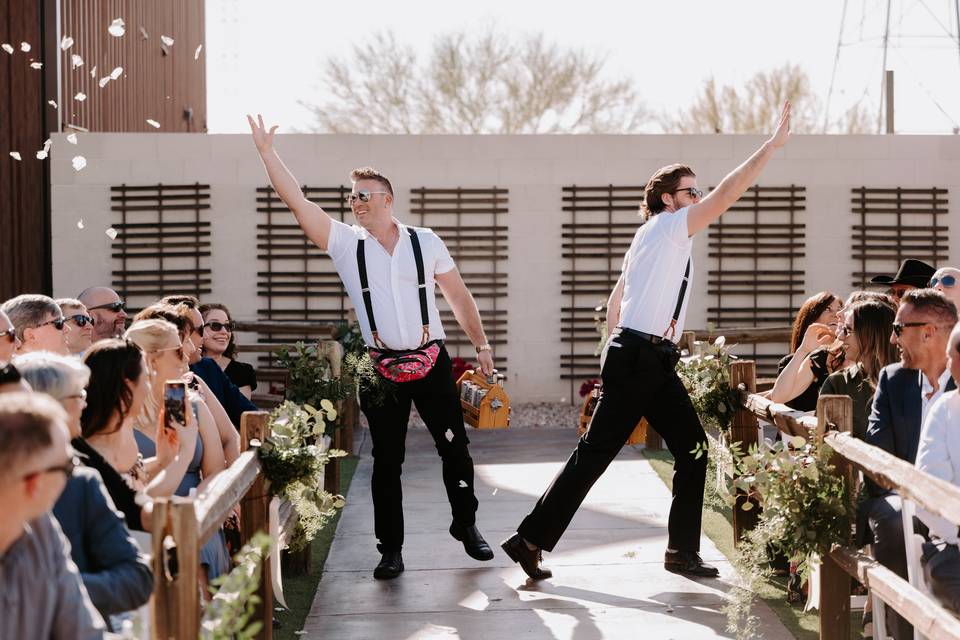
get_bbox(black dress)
[776,348,831,412]
[72,437,144,531]
[224,359,257,391]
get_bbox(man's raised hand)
[247,114,278,153]
[769,101,791,149]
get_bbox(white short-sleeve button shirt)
[326,218,456,349]
[617,207,694,341]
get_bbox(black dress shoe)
[450,522,494,561]
[500,533,552,580]
[373,551,404,580]
[664,550,719,578]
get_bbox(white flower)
[160,35,174,46]
[60,36,74,50]
[71,155,86,171]
[108,18,126,37]
[713,335,726,348]
[9,151,21,161]
[789,435,806,449]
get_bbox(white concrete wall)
[49,133,960,401]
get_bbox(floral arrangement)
[579,378,600,398]
[200,532,272,639]
[676,336,738,430]
[259,401,348,548]
[450,356,477,381]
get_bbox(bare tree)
[301,28,648,134]
[666,64,872,134]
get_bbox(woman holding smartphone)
[125,318,231,585]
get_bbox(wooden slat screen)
[409,187,509,368]
[560,185,644,384]
[850,186,949,288]
[707,185,806,376]
[110,182,210,311]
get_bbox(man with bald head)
[77,287,128,341]
[930,267,960,311]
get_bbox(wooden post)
[150,499,172,640]
[817,395,853,640]
[325,428,342,496]
[171,499,200,638]
[339,396,357,456]
[240,411,273,640]
[730,360,760,545]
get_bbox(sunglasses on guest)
[37,317,66,331]
[22,455,79,481]
[930,275,957,288]
[346,189,390,204]
[203,321,234,333]
[892,321,929,337]
[2,327,15,343]
[673,187,704,199]
[64,314,95,328]
[87,301,126,312]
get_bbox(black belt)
[614,327,668,345]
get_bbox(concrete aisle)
[301,428,793,639]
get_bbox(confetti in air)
[445,429,454,442]
[90,65,97,77]
[30,62,42,69]
[110,66,123,80]
[108,18,126,37]
[9,151,22,161]
[35,139,52,160]
[74,92,86,102]
[458,480,468,488]
[105,228,118,240]
[71,54,83,68]
[66,133,78,144]
[77,219,84,229]
[139,26,149,40]
[1,44,13,54]
[60,36,74,50]
[47,100,57,109]
[146,119,160,128]
[98,77,110,88]
[492,488,498,495]
[194,44,203,60]
[20,42,30,52]
[160,35,174,46]
[71,155,86,171]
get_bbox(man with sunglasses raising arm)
[77,287,128,341]
[502,102,792,581]
[248,114,496,580]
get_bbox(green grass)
[273,455,360,640]
[642,448,862,640]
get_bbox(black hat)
[869,259,936,289]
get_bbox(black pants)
[860,494,913,640]
[359,345,479,552]
[518,330,708,552]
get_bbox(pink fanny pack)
[368,339,442,383]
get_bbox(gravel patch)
[357,402,582,431]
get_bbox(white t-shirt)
[915,390,960,545]
[326,218,456,349]
[617,207,694,341]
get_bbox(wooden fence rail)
[727,359,960,639]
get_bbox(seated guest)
[125,319,230,587]
[200,302,257,399]
[78,338,198,531]
[770,291,842,410]
[77,287,128,341]
[156,295,257,428]
[820,301,897,440]
[864,289,958,639]
[930,266,960,310]
[1,294,68,355]
[915,321,960,614]
[15,352,153,626]
[870,258,936,305]
[0,392,107,639]
[1,309,20,364]
[56,298,96,356]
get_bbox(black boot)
[373,550,404,580]
[500,533,552,580]
[450,522,494,561]
[664,550,719,578]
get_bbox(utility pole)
[885,70,894,134]
[878,0,892,134]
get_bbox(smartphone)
[163,380,187,431]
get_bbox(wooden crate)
[577,385,647,444]
[456,370,510,429]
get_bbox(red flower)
[451,356,476,380]
[579,378,600,398]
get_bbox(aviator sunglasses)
[930,274,957,289]
[347,189,390,205]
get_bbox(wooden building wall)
[61,0,207,133]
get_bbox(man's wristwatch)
[475,343,492,354]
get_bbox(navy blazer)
[190,357,258,429]
[866,363,956,467]
[51,467,153,620]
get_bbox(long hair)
[80,339,144,438]
[199,302,238,359]
[849,300,898,387]
[790,291,839,353]
[640,164,696,221]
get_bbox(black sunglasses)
[892,321,929,337]
[346,189,390,204]
[203,321,234,333]
[930,275,957,289]
[1,327,15,343]
[23,455,79,480]
[87,301,126,313]
[38,316,66,331]
[65,314,96,328]
[673,187,704,199]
